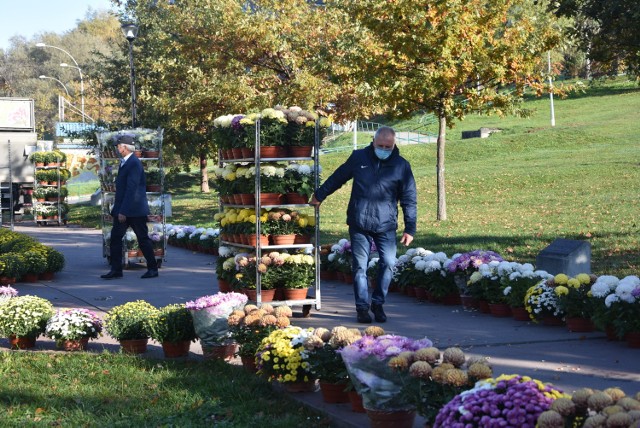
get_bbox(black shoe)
[100,271,123,279]
[356,309,372,324]
[141,269,159,279]
[371,303,387,323]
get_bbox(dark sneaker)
[371,303,387,323]
[141,269,159,279]
[100,271,123,279]
[356,309,372,324]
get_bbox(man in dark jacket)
[311,126,417,323]
[101,134,158,279]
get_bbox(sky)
[0,0,116,51]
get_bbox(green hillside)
[316,78,640,276]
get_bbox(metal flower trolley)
[96,128,167,268]
[217,117,322,317]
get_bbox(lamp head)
[35,42,46,47]
[121,23,139,41]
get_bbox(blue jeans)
[349,226,397,311]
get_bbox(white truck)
[0,97,38,225]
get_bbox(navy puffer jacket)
[314,143,417,236]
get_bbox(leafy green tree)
[548,0,640,77]
[324,0,564,220]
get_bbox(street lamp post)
[38,75,69,97]
[35,43,86,123]
[121,23,139,128]
[39,75,70,121]
[60,63,85,124]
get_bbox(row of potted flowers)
[318,240,640,346]
[3,285,639,427]
[0,229,66,284]
[210,161,319,204]
[216,207,314,245]
[223,300,640,428]
[166,224,219,254]
[213,106,332,157]
[215,246,315,300]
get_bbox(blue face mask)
[374,147,393,160]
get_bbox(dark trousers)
[109,216,158,272]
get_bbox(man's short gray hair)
[374,126,395,140]
[123,144,136,152]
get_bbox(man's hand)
[118,214,127,223]
[309,195,322,207]
[400,233,413,247]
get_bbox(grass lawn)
[0,352,331,427]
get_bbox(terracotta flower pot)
[365,408,416,428]
[9,335,36,350]
[120,338,148,354]
[565,317,595,333]
[319,381,349,403]
[511,306,531,321]
[348,390,366,413]
[287,146,313,158]
[162,340,191,358]
[202,343,236,361]
[283,288,308,300]
[488,303,512,317]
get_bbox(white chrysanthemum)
[425,260,442,273]
[591,281,614,298]
[615,280,637,303]
[414,260,427,271]
[604,293,620,308]
[298,164,311,175]
[328,253,336,262]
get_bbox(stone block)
[536,239,591,276]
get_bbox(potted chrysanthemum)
[185,292,248,360]
[338,333,433,426]
[45,308,103,351]
[304,326,363,404]
[395,346,493,425]
[227,304,293,371]
[524,280,565,325]
[552,273,598,332]
[434,374,567,427]
[147,303,197,358]
[104,300,159,354]
[256,325,317,392]
[0,295,54,349]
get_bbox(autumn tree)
[105,0,343,191]
[324,0,563,220]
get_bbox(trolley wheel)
[302,304,312,318]
[156,260,162,269]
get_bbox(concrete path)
[5,222,640,428]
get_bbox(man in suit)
[101,134,159,279]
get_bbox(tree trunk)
[436,113,447,221]
[200,154,210,193]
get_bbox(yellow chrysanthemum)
[554,274,569,285]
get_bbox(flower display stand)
[319,381,349,403]
[365,408,416,428]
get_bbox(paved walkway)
[5,222,640,427]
